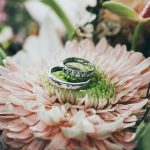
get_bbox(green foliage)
[102,1,140,21]
[135,123,150,150]
[102,1,150,52]
[0,48,7,65]
[132,18,150,50]
[0,24,5,32]
[135,121,146,141]
[5,1,33,35]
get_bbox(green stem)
[131,22,144,51]
[42,0,74,39]
[0,47,7,65]
[131,18,150,51]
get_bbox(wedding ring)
[62,57,95,78]
[47,66,91,89]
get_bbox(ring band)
[47,66,91,89]
[62,57,95,78]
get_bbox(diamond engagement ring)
[62,57,95,78]
[47,66,91,89]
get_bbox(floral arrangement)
[0,0,149,150]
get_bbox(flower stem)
[0,47,7,65]
[131,19,150,51]
[42,0,74,39]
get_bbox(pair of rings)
[47,57,95,89]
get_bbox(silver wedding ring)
[62,57,95,78]
[47,66,91,89]
[47,57,95,89]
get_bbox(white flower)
[25,0,97,28]
[24,0,97,58]
[23,16,62,60]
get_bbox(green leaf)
[131,18,150,50]
[142,124,150,149]
[135,121,146,141]
[42,0,74,39]
[136,123,150,150]
[102,1,140,21]
[0,47,7,65]
[0,23,5,32]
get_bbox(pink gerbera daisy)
[0,38,149,150]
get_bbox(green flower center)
[65,62,93,72]
[41,68,115,108]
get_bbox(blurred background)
[0,0,149,58]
